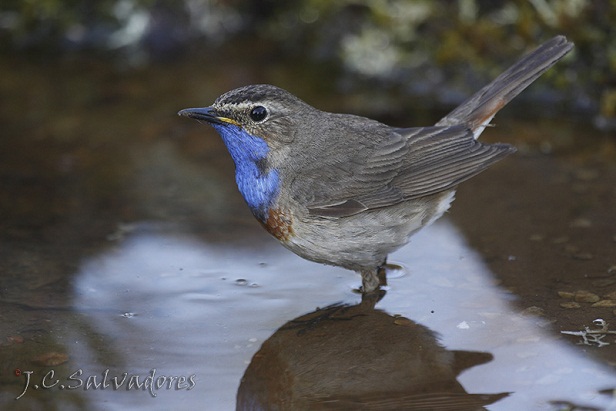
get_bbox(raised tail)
[436,36,573,138]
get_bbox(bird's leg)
[360,268,380,293]
[377,259,388,287]
[360,259,388,293]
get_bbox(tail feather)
[436,36,573,138]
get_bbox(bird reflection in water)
[237,292,509,410]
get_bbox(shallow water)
[1,56,615,410]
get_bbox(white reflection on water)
[69,220,616,410]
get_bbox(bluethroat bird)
[179,36,573,293]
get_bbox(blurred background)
[1,0,615,123]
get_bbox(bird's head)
[179,84,313,150]
[178,84,313,221]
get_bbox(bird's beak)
[177,107,240,126]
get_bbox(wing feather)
[305,125,514,217]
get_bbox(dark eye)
[249,106,268,122]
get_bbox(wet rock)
[560,302,581,309]
[572,252,594,261]
[609,265,616,274]
[587,271,614,278]
[33,352,69,366]
[552,236,569,244]
[557,291,574,299]
[592,278,616,287]
[592,300,616,308]
[564,244,580,254]
[393,317,413,326]
[529,234,544,242]
[574,290,601,303]
[569,218,592,228]
[521,306,545,316]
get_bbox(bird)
[178,36,573,293]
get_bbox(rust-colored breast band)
[260,208,294,242]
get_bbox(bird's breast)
[259,207,294,242]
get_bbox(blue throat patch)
[212,124,280,221]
